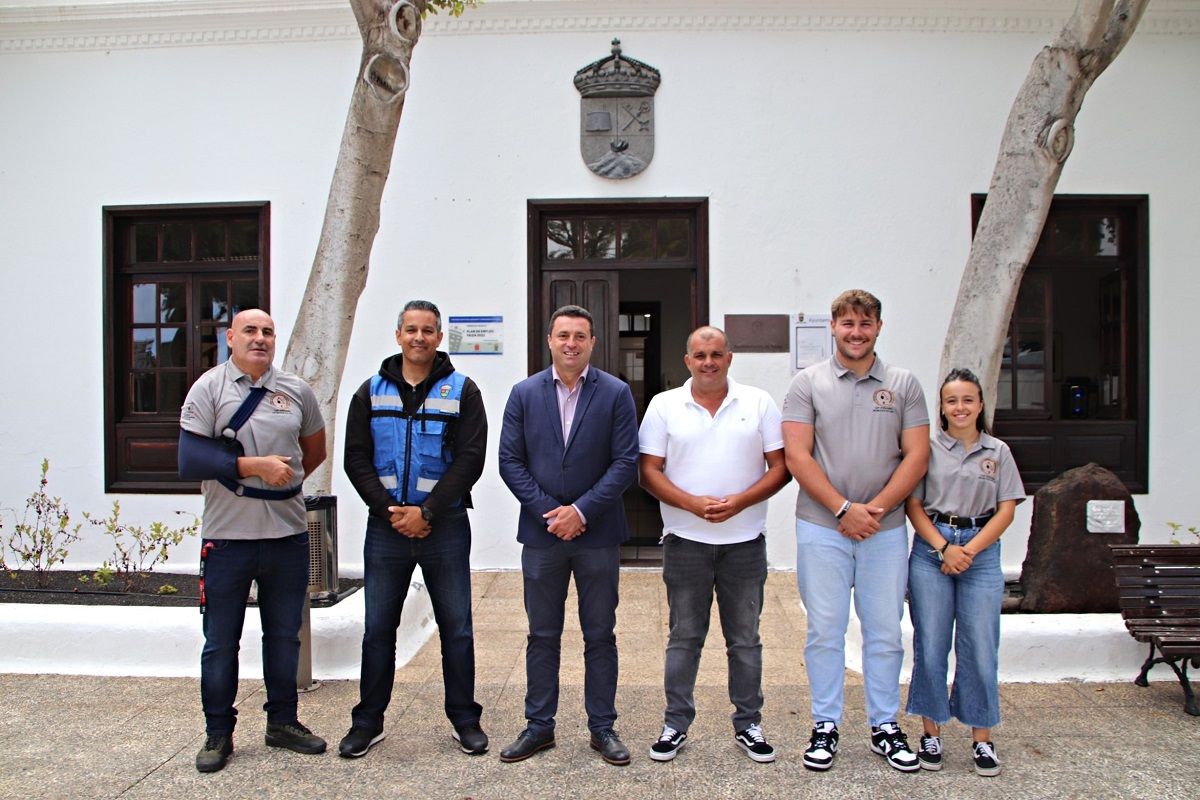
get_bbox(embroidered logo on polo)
[872,389,896,412]
[980,458,998,478]
[269,393,291,412]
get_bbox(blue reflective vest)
[369,371,466,507]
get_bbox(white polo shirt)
[639,377,784,545]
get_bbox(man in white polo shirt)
[639,326,789,764]
[782,289,930,773]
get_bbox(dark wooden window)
[103,203,270,493]
[973,195,1148,492]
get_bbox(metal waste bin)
[305,495,338,600]
[299,495,337,691]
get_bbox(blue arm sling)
[177,387,301,500]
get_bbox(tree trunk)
[940,0,1146,422]
[284,0,427,493]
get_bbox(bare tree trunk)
[940,0,1146,422]
[284,0,427,493]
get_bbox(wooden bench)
[1109,544,1200,716]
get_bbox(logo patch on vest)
[439,384,452,398]
[269,393,291,411]
[872,389,896,409]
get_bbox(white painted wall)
[1,1,1196,577]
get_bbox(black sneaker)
[338,726,385,758]
[870,722,919,772]
[803,721,839,771]
[648,726,687,762]
[452,721,489,755]
[918,734,943,771]
[973,741,1001,777]
[195,734,233,773]
[734,723,776,763]
[265,721,327,755]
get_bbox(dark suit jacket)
[499,366,639,548]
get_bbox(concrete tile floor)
[2,570,1197,800]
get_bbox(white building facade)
[1,0,1197,576]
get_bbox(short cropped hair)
[685,325,732,353]
[830,289,882,321]
[398,299,442,331]
[548,304,594,336]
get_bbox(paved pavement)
[2,571,1197,799]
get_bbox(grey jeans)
[662,533,767,733]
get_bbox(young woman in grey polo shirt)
[903,368,1025,777]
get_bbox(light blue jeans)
[795,519,909,727]
[905,521,1003,729]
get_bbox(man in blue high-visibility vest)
[340,300,489,759]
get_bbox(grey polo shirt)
[180,360,324,540]
[782,354,928,530]
[914,428,1026,518]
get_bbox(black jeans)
[662,533,767,733]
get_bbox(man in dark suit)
[497,304,639,766]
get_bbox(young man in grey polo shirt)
[782,289,930,773]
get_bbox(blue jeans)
[795,519,909,728]
[352,511,481,731]
[200,532,309,736]
[521,541,620,735]
[663,533,767,733]
[906,521,1003,729]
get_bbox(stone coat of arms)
[574,39,661,179]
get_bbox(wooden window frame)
[102,202,270,493]
[970,194,1149,493]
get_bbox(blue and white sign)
[447,316,503,355]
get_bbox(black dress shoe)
[452,721,489,755]
[499,729,555,762]
[590,729,631,766]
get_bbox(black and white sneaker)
[973,741,1001,777]
[648,726,687,762]
[734,723,776,763]
[869,722,920,772]
[802,721,839,771]
[918,734,943,771]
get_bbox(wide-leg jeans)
[200,532,309,736]
[352,510,482,732]
[521,540,620,735]
[905,521,1003,729]
[662,533,767,734]
[795,519,909,728]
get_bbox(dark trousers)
[662,533,767,733]
[352,511,481,732]
[200,532,309,736]
[521,541,620,734]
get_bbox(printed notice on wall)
[447,316,503,355]
[792,313,832,372]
